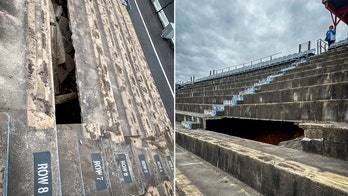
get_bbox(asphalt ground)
[127,0,174,126]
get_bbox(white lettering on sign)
[168,159,174,171]
[157,161,163,172]
[93,160,103,176]
[141,160,149,173]
[121,160,128,176]
[37,163,49,193]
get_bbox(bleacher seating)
[176,42,348,158]
[178,49,315,86]
[176,41,348,196]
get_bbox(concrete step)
[176,95,231,104]
[243,82,348,104]
[72,124,114,195]
[176,110,225,130]
[176,99,348,123]
[57,124,174,195]
[299,122,348,161]
[176,65,289,95]
[225,100,348,123]
[308,45,348,64]
[2,0,61,195]
[177,60,348,100]
[176,145,261,196]
[288,57,347,75]
[272,63,348,84]
[177,62,292,92]
[6,111,61,196]
[180,121,202,130]
[57,124,85,195]
[176,128,348,196]
[175,110,204,122]
[176,103,216,114]
[178,46,348,95]
[261,68,348,92]
[68,0,172,138]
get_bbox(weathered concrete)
[300,122,348,161]
[0,0,61,195]
[128,0,175,125]
[0,0,174,194]
[176,128,348,196]
[57,124,174,195]
[68,0,173,140]
[176,145,261,196]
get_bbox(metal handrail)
[211,52,282,75]
[317,39,328,54]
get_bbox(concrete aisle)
[176,145,262,196]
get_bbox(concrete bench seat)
[176,95,233,104]
[224,99,348,123]
[261,65,348,92]
[57,124,174,195]
[308,45,348,64]
[176,103,218,114]
[178,63,291,92]
[243,82,348,104]
[176,128,348,196]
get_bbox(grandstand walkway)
[176,144,261,196]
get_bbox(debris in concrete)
[51,0,80,123]
[55,92,77,104]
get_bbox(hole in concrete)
[206,118,304,146]
[51,0,81,124]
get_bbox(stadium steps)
[224,100,347,122]
[175,110,226,130]
[57,124,174,195]
[243,82,348,103]
[176,62,292,96]
[177,61,347,104]
[176,128,348,196]
[0,0,61,195]
[308,45,348,64]
[176,46,348,122]
[68,0,173,139]
[0,0,173,195]
[176,95,233,104]
[261,64,348,92]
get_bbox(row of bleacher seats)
[330,37,348,49]
[176,59,301,97]
[176,42,348,108]
[177,49,316,87]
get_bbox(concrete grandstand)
[175,1,348,195]
[0,0,173,195]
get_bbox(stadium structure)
[175,0,348,195]
[0,0,174,195]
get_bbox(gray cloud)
[175,0,348,82]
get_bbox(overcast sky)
[175,0,348,82]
